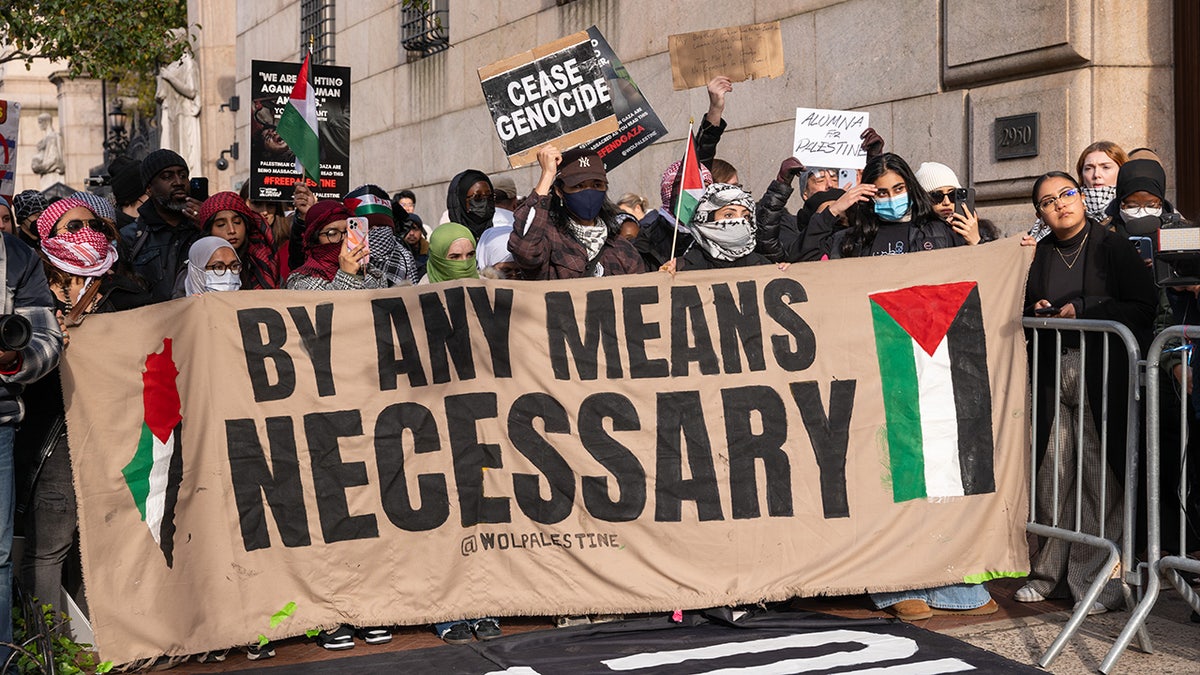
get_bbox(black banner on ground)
[584,26,668,172]
[249,59,352,202]
[252,613,1042,674]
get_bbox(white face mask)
[1121,206,1163,221]
[204,270,241,292]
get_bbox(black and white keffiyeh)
[689,183,757,261]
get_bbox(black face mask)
[465,197,495,225]
[1123,214,1163,236]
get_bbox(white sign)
[0,99,20,201]
[792,107,869,170]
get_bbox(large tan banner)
[63,239,1033,664]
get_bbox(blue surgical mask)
[563,189,605,221]
[874,193,910,222]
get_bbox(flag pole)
[668,117,695,270]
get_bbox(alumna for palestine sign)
[479,32,619,168]
[63,240,1033,666]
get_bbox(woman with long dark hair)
[826,152,964,258]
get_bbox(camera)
[0,314,32,352]
[1126,212,1200,287]
[215,157,229,171]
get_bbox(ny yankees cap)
[557,148,607,188]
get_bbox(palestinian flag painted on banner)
[276,52,320,181]
[345,193,393,218]
[869,282,995,503]
[122,338,184,567]
[673,129,705,226]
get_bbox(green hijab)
[427,222,480,283]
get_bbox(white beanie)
[914,162,962,192]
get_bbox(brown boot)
[932,598,1000,616]
[886,599,933,621]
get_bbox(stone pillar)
[190,0,239,192]
[50,71,105,190]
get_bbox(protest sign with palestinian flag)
[275,53,320,181]
[120,339,184,567]
[869,282,996,502]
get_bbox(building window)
[300,0,336,65]
[401,0,449,57]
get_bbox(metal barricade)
[1022,317,1149,669]
[1102,325,1200,673]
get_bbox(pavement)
[167,577,1199,674]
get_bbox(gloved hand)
[860,127,885,160]
[776,157,806,185]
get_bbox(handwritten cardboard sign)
[792,107,870,170]
[668,22,784,91]
[479,32,619,168]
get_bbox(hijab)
[446,169,494,239]
[427,223,479,283]
[185,236,240,295]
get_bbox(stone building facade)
[204,0,1181,231]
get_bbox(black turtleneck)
[1045,224,1088,309]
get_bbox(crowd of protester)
[0,73,1194,666]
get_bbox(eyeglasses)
[204,261,242,276]
[1036,187,1082,213]
[318,228,345,243]
[809,170,837,181]
[929,190,955,204]
[50,219,106,238]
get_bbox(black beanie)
[108,155,143,206]
[1114,159,1166,203]
[140,149,187,189]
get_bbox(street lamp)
[103,101,129,156]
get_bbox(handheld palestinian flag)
[672,126,704,227]
[276,53,320,181]
[122,338,184,567]
[869,282,995,503]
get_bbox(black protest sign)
[479,32,619,168]
[249,59,352,202]
[583,26,668,172]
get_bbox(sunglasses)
[51,219,106,238]
[929,190,956,203]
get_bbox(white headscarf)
[185,236,239,296]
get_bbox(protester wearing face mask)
[509,145,645,279]
[668,183,771,271]
[19,199,149,628]
[446,170,496,240]
[1104,158,1174,235]
[183,237,242,294]
[820,153,964,259]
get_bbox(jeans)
[870,583,991,610]
[21,435,81,615]
[0,424,16,665]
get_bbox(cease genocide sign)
[63,240,1033,664]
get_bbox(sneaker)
[316,625,356,650]
[1014,586,1047,603]
[246,642,275,661]
[193,650,228,663]
[886,599,933,622]
[932,599,1000,616]
[472,618,502,641]
[356,626,392,645]
[1073,600,1107,615]
[438,622,474,645]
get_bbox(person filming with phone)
[914,162,999,245]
